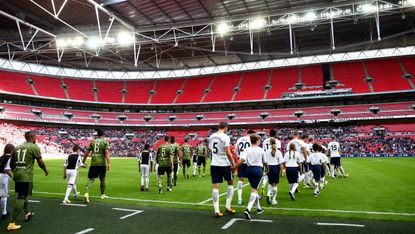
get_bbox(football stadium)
[0,0,415,233]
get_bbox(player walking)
[261,129,281,196]
[235,130,255,205]
[234,134,268,220]
[138,144,151,191]
[170,136,180,186]
[157,136,173,193]
[83,129,111,203]
[7,131,48,231]
[328,136,348,178]
[180,138,192,179]
[0,144,14,220]
[307,144,327,197]
[286,131,309,186]
[196,141,208,177]
[283,143,302,201]
[63,145,85,204]
[265,138,284,205]
[209,122,236,218]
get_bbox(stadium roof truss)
[0,0,414,77]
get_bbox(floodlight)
[87,37,104,49]
[105,36,116,44]
[216,22,231,36]
[249,18,266,30]
[72,36,84,47]
[56,38,68,48]
[304,12,316,21]
[117,31,134,46]
[360,4,377,13]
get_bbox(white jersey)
[265,149,284,166]
[209,132,231,166]
[284,151,301,167]
[328,141,341,158]
[241,146,267,167]
[235,135,251,157]
[262,137,282,151]
[307,152,326,165]
[286,138,307,162]
[307,143,313,153]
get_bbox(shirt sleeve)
[224,135,230,147]
[78,156,85,167]
[63,158,68,167]
[262,151,267,164]
[33,145,42,159]
[4,158,11,170]
[86,141,93,152]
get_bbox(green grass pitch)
[20,157,415,222]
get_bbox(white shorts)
[0,173,10,197]
[141,164,150,177]
[66,169,78,185]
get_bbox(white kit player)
[261,129,281,194]
[63,145,85,204]
[235,130,255,205]
[286,131,309,186]
[328,136,348,178]
[138,144,152,191]
[209,122,236,218]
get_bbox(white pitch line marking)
[222,218,273,230]
[112,208,144,220]
[316,222,365,228]
[31,191,415,217]
[75,228,94,234]
[28,200,40,203]
[61,203,87,207]
[198,183,250,204]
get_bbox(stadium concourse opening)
[0,0,415,233]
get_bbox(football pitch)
[1,157,415,233]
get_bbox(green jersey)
[180,143,192,161]
[87,138,110,166]
[196,145,207,157]
[170,142,180,163]
[12,142,41,182]
[157,143,172,167]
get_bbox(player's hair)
[24,131,36,141]
[2,144,15,155]
[218,122,228,129]
[164,135,169,142]
[289,143,296,159]
[170,136,175,143]
[270,138,277,157]
[269,129,276,137]
[312,143,320,152]
[72,144,81,152]
[247,129,256,134]
[301,134,309,140]
[250,134,260,145]
[331,135,337,140]
[144,144,150,150]
[96,129,104,137]
[184,138,188,143]
[308,137,314,142]
[293,130,300,137]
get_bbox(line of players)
[208,122,349,220]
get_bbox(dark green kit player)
[196,141,208,177]
[157,136,173,194]
[82,129,110,203]
[180,138,192,179]
[170,136,180,186]
[7,131,48,231]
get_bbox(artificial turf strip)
[13,157,415,222]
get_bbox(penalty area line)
[31,191,415,217]
[316,222,365,228]
[75,228,94,234]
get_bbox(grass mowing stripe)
[31,191,415,217]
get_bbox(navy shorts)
[320,165,326,178]
[267,165,280,184]
[247,166,263,189]
[210,166,233,184]
[310,165,321,182]
[286,167,299,184]
[330,157,341,167]
[237,164,247,178]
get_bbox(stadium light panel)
[56,38,68,48]
[216,22,231,36]
[117,31,134,46]
[360,4,378,13]
[72,36,84,47]
[304,12,316,21]
[87,37,105,49]
[249,18,266,30]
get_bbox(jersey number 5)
[212,142,218,154]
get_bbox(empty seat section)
[234,70,268,101]
[0,71,33,95]
[176,76,212,103]
[332,62,370,93]
[301,65,323,87]
[64,79,94,101]
[96,81,123,102]
[401,56,415,76]
[151,79,184,103]
[125,80,154,103]
[267,67,299,99]
[31,75,66,99]
[204,73,240,102]
[366,59,411,92]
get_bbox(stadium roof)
[0,0,414,72]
